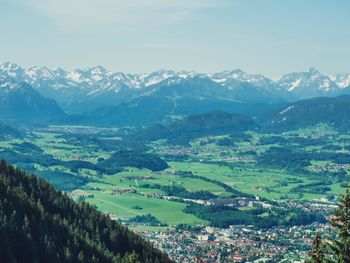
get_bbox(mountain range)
[0,62,349,126]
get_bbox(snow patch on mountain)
[330,74,350,88]
[0,62,349,107]
[66,71,83,83]
[279,106,295,115]
[277,68,340,99]
[288,79,302,91]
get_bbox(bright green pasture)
[167,161,339,200]
[102,168,227,196]
[85,191,208,226]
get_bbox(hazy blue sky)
[1,0,349,77]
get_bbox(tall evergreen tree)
[306,234,325,263]
[328,184,350,262]
[307,184,350,263]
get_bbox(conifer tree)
[123,251,140,263]
[306,234,325,263]
[307,184,350,263]
[328,184,350,262]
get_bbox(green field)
[0,125,348,228]
[85,192,207,226]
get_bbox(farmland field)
[0,125,349,228]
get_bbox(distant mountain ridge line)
[0,62,349,91]
[1,61,350,126]
[0,61,348,78]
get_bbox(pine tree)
[123,251,140,263]
[307,184,350,263]
[306,234,325,263]
[328,184,350,262]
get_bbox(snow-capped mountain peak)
[51,67,66,78]
[306,67,319,75]
[66,69,85,83]
[0,62,350,112]
[209,69,277,89]
[135,69,177,87]
[277,68,339,98]
[330,74,350,89]
[0,62,24,79]
[86,66,111,80]
[25,66,57,81]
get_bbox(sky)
[0,0,349,77]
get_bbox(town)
[133,222,334,262]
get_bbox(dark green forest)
[134,111,258,145]
[0,160,172,263]
[184,204,326,228]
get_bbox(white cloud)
[25,0,227,33]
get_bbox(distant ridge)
[0,121,22,138]
[1,62,350,126]
[0,81,66,122]
[134,110,259,144]
[1,62,349,111]
[263,95,350,132]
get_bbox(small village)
[314,162,350,173]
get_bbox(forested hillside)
[0,122,22,139]
[0,160,172,263]
[134,111,259,145]
[263,95,350,132]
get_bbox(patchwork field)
[0,125,349,228]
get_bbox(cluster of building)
[111,188,136,196]
[40,126,116,134]
[141,192,273,210]
[157,146,196,156]
[208,196,272,210]
[121,175,154,180]
[277,199,337,213]
[150,170,176,175]
[210,156,253,163]
[141,192,164,199]
[135,223,334,262]
[314,162,350,173]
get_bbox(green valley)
[0,123,348,229]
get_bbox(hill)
[135,111,259,144]
[263,95,350,132]
[0,81,66,122]
[0,160,172,263]
[0,122,22,138]
[99,150,169,174]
